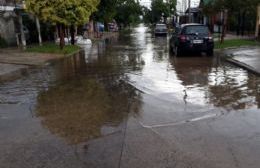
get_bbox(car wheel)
[207,49,214,56]
[170,44,175,54]
[176,47,182,56]
[169,43,172,52]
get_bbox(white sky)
[139,0,200,12]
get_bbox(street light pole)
[255,4,260,39]
[188,0,191,23]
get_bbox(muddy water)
[0,24,260,168]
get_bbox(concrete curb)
[64,49,84,58]
[0,64,29,83]
[225,58,260,76]
[216,47,260,76]
[0,49,83,83]
[46,49,84,66]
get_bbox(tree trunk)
[35,17,42,46]
[59,24,65,50]
[55,25,59,41]
[255,5,260,39]
[18,14,26,50]
[241,11,246,36]
[104,21,108,32]
[237,11,241,36]
[70,25,75,45]
[221,10,228,44]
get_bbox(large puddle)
[0,24,260,145]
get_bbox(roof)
[201,0,213,6]
[180,23,205,28]
[0,0,25,11]
[0,0,16,6]
[0,6,15,11]
[156,24,166,26]
[185,7,201,14]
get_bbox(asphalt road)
[0,24,260,168]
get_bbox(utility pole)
[221,9,228,43]
[18,13,26,50]
[188,0,191,23]
[183,0,186,14]
[255,4,260,40]
[35,17,42,46]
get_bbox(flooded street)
[1,24,260,168]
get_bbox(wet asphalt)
[0,24,260,168]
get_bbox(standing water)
[0,24,260,168]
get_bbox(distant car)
[154,24,168,36]
[170,23,214,56]
[108,22,118,32]
[97,22,104,32]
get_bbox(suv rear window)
[156,24,167,29]
[183,26,209,35]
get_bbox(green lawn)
[215,39,259,49]
[27,43,81,55]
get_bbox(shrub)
[0,36,7,48]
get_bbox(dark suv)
[155,24,168,36]
[170,24,214,56]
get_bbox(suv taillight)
[179,35,187,42]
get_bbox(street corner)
[0,63,28,83]
[220,46,260,75]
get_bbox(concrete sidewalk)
[0,48,75,82]
[0,63,28,82]
[0,48,64,66]
[222,47,260,75]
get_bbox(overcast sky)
[139,0,200,12]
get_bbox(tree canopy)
[94,0,117,24]
[25,0,100,26]
[25,0,100,48]
[144,0,176,24]
[202,0,260,35]
[114,0,142,27]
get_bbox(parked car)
[108,22,118,32]
[154,23,168,36]
[170,23,214,56]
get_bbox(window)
[183,26,209,35]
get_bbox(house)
[199,0,223,33]
[0,0,25,45]
[185,7,203,24]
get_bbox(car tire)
[207,49,214,56]
[176,47,182,56]
[169,44,175,54]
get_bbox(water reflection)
[171,57,213,87]
[36,35,144,144]
[1,24,259,145]
[153,37,168,62]
[208,70,260,110]
[170,56,260,110]
[37,77,142,144]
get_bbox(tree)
[151,0,168,23]
[115,0,142,28]
[203,0,260,36]
[94,0,117,29]
[168,0,177,15]
[150,0,176,24]
[142,6,153,24]
[25,0,99,48]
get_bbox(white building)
[0,0,25,45]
